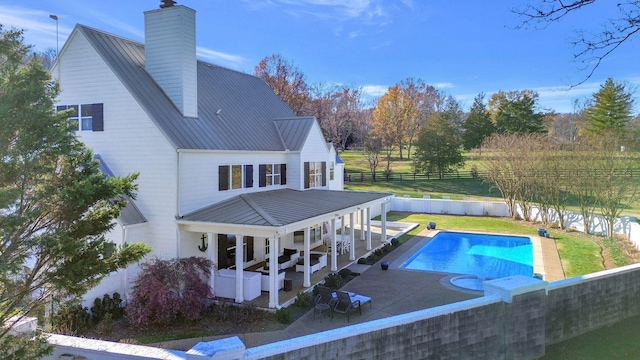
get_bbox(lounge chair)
[314,285,337,319]
[332,290,372,322]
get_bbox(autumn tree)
[516,1,640,84]
[0,27,150,358]
[371,85,407,179]
[255,53,310,115]
[583,78,634,139]
[462,93,495,149]
[413,113,464,179]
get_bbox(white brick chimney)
[144,4,197,118]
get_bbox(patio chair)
[314,285,337,319]
[332,291,371,322]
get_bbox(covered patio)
[176,189,394,308]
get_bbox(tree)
[413,113,465,179]
[462,93,495,149]
[371,85,406,179]
[516,1,640,84]
[254,54,310,115]
[363,135,382,182]
[0,27,150,358]
[590,134,640,237]
[584,78,634,138]
[489,90,545,134]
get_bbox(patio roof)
[177,189,393,236]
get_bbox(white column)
[303,227,311,287]
[349,212,355,260]
[330,218,338,271]
[234,234,244,303]
[207,233,214,292]
[268,236,279,308]
[360,209,365,240]
[366,208,372,250]
[381,202,387,242]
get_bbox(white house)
[51,2,391,309]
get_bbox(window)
[304,161,326,189]
[259,163,287,187]
[56,103,103,132]
[330,161,335,181]
[219,164,253,191]
[294,224,324,245]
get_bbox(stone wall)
[545,264,640,345]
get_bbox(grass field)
[341,149,640,217]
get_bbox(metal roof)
[76,25,312,151]
[179,189,392,227]
[95,155,147,226]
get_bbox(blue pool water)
[401,231,533,279]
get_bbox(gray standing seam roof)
[77,25,314,151]
[180,189,392,227]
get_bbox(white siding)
[179,151,289,215]
[300,121,334,189]
[55,31,179,260]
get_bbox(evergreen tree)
[0,27,150,358]
[584,78,633,138]
[462,93,495,149]
[492,90,545,134]
[413,113,465,179]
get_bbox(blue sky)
[1,0,638,113]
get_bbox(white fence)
[390,196,640,250]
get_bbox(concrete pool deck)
[157,227,566,350]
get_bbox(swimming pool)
[401,231,533,280]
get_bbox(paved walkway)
[157,227,566,350]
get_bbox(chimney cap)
[160,0,177,8]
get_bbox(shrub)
[391,238,400,247]
[51,301,91,334]
[337,268,353,279]
[323,273,346,289]
[274,307,291,324]
[294,291,314,309]
[357,257,368,264]
[91,293,124,323]
[126,257,213,327]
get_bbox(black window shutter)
[304,162,310,189]
[245,165,253,188]
[91,103,104,131]
[259,164,267,187]
[321,161,327,186]
[219,166,229,191]
[281,164,287,185]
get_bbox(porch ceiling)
[177,189,392,235]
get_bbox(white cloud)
[196,47,246,69]
[435,82,454,89]
[361,84,388,98]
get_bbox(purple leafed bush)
[126,257,213,326]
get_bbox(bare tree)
[515,1,640,85]
[363,135,382,182]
